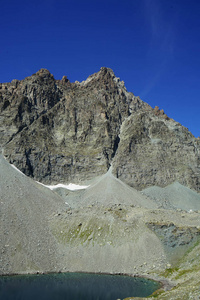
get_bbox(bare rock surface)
[112,111,200,191]
[1,68,200,191]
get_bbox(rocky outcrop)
[0,69,61,145]
[147,222,200,249]
[112,111,200,191]
[1,67,200,191]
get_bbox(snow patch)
[37,182,89,191]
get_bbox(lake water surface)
[0,272,161,300]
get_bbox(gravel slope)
[56,167,158,209]
[0,155,66,275]
[142,182,200,211]
[1,155,200,299]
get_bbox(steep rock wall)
[1,67,200,191]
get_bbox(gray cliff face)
[112,110,200,191]
[1,67,200,191]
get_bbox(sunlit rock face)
[1,67,200,191]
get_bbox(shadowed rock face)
[1,67,200,191]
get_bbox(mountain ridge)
[1,67,200,192]
[1,69,200,298]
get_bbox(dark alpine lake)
[0,272,161,300]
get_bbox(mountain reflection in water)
[0,272,160,300]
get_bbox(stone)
[0,67,200,192]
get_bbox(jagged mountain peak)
[78,67,126,90]
[26,68,55,83]
[0,69,200,192]
[35,68,53,76]
[98,66,116,78]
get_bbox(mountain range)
[1,68,200,299]
[1,67,200,192]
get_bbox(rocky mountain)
[1,67,200,192]
[1,68,200,299]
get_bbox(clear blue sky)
[1,0,200,137]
